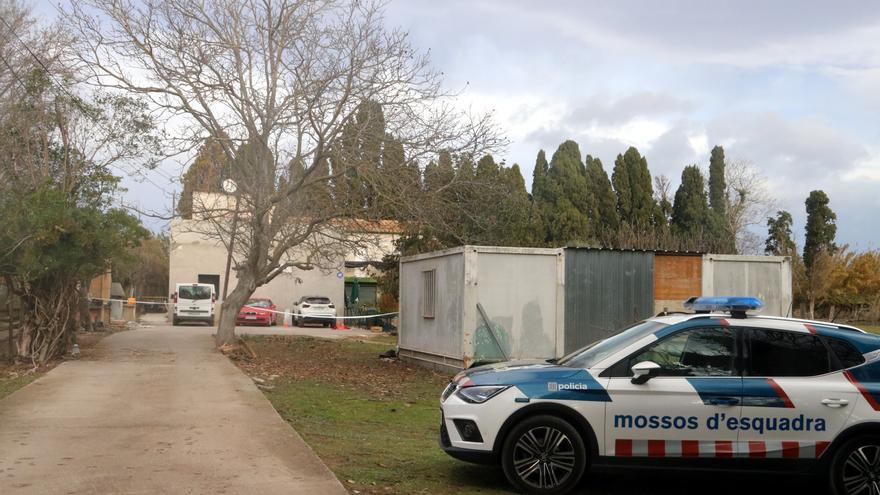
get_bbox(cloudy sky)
[47,0,880,250]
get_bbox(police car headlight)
[456,385,509,404]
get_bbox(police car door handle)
[821,398,849,408]
[707,397,739,406]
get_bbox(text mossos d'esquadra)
[613,413,827,435]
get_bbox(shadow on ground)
[451,463,822,494]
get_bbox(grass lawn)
[233,336,820,495]
[0,369,42,400]
[236,335,510,495]
[860,325,880,334]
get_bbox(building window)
[422,269,435,319]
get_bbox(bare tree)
[722,159,777,254]
[65,0,504,346]
[0,1,157,364]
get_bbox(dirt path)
[0,319,347,495]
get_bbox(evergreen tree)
[424,150,455,192]
[495,164,532,246]
[178,138,228,218]
[613,147,657,231]
[584,155,619,240]
[329,100,387,210]
[529,150,551,245]
[708,145,727,216]
[476,154,500,180]
[377,134,419,219]
[671,165,714,240]
[545,140,591,243]
[765,210,796,256]
[532,149,549,201]
[803,190,837,269]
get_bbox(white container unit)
[398,246,565,373]
[702,254,793,317]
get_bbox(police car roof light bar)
[683,296,764,318]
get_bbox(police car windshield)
[557,320,669,369]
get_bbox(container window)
[422,270,435,318]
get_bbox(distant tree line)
[178,97,876,323]
[765,192,880,322]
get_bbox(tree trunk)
[214,280,253,347]
[809,297,816,320]
[17,284,78,365]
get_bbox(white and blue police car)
[439,296,880,494]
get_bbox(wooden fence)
[0,291,23,361]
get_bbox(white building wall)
[168,219,344,313]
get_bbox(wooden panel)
[654,255,702,311]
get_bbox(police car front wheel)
[501,415,587,494]
[830,435,880,495]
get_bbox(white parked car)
[172,283,215,326]
[291,295,337,327]
[440,296,880,494]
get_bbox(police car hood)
[465,360,570,384]
[462,360,612,401]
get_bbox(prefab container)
[399,246,793,371]
[563,249,654,354]
[653,253,703,314]
[702,254,793,317]
[398,246,564,372]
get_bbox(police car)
[439,297,880,494]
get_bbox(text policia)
[614,413,828,435]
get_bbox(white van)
[172,283,215,326]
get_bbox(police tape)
[88,297,399,320]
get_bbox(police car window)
[747,329,831,377]
[627,327,736,377]
[825,337,864,370]
[558,320,669,369]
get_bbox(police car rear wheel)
[830,436,880,495]
[501,415,587,494]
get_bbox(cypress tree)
[495,164,532,246]
[708,145,727,216]
[532,150,549,200]
[671,165,713,240]
[803,190,837,269]
[476,154,500,180]
[613,147,657,231]
[547,140,591,242]
[765,210,796,256]
[585,155,619,238]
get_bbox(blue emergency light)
[683,296,764,314]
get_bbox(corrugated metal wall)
[564,249,655,354]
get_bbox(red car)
[236,298,277,326]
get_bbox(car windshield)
[178,285,213,300]
[304,297,330,304]
[245,299,271,308]
[557,320,669,369]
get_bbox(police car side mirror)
[631,361,661,385]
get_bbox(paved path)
[0,320,348,495]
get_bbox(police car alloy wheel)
[501,415,587,494]
[830,436,880,495]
